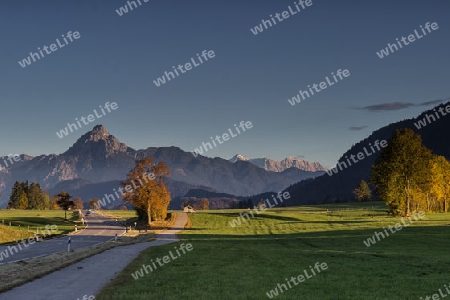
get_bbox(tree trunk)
[147,202,152,226]
[405,178,411,216]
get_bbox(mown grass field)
[100,210,138,220]
[101,210,181,220]
[96,202,450,300]
[0,210,83,244]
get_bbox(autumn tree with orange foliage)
[73,197,84,210]
[122,157,171,225]
[88,198,100,209]
[198,198,210,210]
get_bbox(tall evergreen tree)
[27,183,46,209]
[7,181,23,209]
[21,181,29,197]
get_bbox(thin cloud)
[359,102,414,111]
[418,99,443,106]
[356,98,448,112]
[349,126,367,131]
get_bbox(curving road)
[1,212,188,300]
[0,212,125,264]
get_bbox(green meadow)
[100,210,138,220]
[0,210,83,244]
[95,202,450,299]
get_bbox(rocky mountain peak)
[63,125,131,157]
[88,125,110,141]
[229,154,249,163]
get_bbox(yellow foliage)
[122,157,171,224]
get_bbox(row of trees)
[5,157,174,225]
[229,199,255,209]
[7,181,85,211]
[7,181,52,210]
[370,128,450,216]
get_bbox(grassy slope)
[96,202,450,300]
[0,210,84,244]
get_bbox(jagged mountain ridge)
[0,125,322,207]
[230,154,327,172]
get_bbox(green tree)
[370,129,433,216]
[440,157,450,212]
[19,190,28,209]
[27,183,47,209]
[7,181,23,209]
[21,181,29,198]
[55,191,75,220]
[353,180,372,202]
[42,193,51,210]
[429,155,450,212]
[49,195,60,210]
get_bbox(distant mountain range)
[285,101,450,206]
[4,101,445,210]
[229,154,328,172]
[0,125,323,208]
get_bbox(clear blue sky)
[0,0,449,168]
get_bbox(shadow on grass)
[276,220,379,225]
[0,216,74,225]
[178,225,449,246]
[218,213,301,222]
